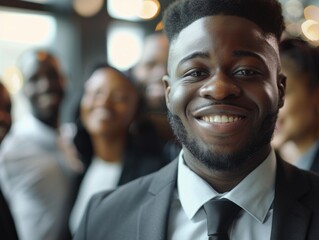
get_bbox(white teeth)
[201,115,241,123]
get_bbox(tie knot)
[203,199,241,239]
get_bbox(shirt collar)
[177,149,276,223]
[12,114,58,147]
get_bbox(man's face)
[23,59,65,125]
[164,15,285,171]
[133,34,169,112]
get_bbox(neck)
[35,116,59,130]
[183,145,271,193]
[92,133,127,163]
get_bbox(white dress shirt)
[0,115,80,240]
[69,157,122,234]
[167,150,276,240]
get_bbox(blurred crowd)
[0,31,180,240]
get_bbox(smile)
[200,115,243,123]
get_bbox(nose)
[199,72,241,100]
[37,76,50,92]
[96,91,115,108]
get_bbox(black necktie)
[203,198,241,240]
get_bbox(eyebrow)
[177,49,266,69]
[177,51,210,67]
[232,50,265,63]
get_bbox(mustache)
[190,100,248,112]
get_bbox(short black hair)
[279,38,319,89]
[163,0,285,42]
[90,63,130,81]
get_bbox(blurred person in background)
[273,38,319,172]
[129,31,181,162]
[70,64,168,234]
[0,81,12,145]
[0,49,81,240]
[0,81,18,240]
[132,31,169,115]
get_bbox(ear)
[277,73,286,109]
[162,75,171,111]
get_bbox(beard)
[167,110,278,171]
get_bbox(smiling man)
[0,50,81,240]
[75,0,319,239]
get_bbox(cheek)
[245,82,279,120]
[168,84,194,115]
[116,102,138,125]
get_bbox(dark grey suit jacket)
[0,189,18,240]
[74,157,319,240]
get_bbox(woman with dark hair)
[69,64,167,233]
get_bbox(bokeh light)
[73,0,104,17]
[0,10,56,45]
[138,0,161,20]
[107,26,143,70]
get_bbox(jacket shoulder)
[74,160,178,239]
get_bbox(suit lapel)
[271,159,312,240]
[137,160,178,240]
[136,156,315,240]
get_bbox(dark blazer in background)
[74,157,319,240]
[0,188,18,240]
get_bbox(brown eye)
[234,69,260,77]
[184,69,209,78]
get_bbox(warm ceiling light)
[107,26,143,70]
[304,5,319,22]
[0,10,56,45]
[306,23,319,41]
[73,0,104,17]
[138,0,160,20]
[107,0,142,20]
[301,19,319,41]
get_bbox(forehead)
[86,69,134,91]
[168,15,279,71]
